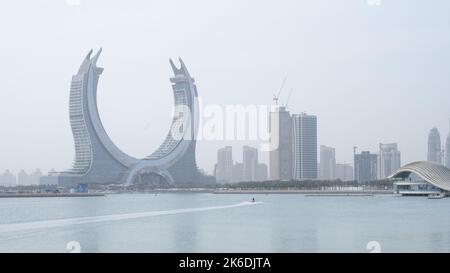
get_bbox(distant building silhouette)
[216,146,268,183]
[17,170,30,186]
[255,163,268,181]
[0,170,16,186]
[243,146,258,181]
[319,145,335,180]
[30,169,42,185]
[232,163,244,183]
[354,151,377,182]
[335,163,354,181]
[215,146,233,183]
[428,127,442,164]
[17,169,42,185]
[377,143,401,179]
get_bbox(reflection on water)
[0,193,450,252]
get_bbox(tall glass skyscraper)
[291,113,317,180]
[428,127,442,164]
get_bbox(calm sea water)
[0,193,449,253]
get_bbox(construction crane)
[273,76,287,105]
[284,88,294,108]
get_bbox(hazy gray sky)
[1,0,449,175]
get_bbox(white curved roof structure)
[389,161,450,191]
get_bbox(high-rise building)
[335,163,354,181]
[446,120,450,169]
[428,127,442,164]
[232,163,244,183]
[30,169,42,185]
[17,170,30,186]
[292,113,317,180]
[354,151,377,182]
[255,163,268,181]
[243,145,258,181]
[215,146,233,183]
[0,170,16,186]
[319,145,335,180]
[377,143,401,179]
[269,106,292,181]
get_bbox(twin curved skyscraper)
[41,49,211,187]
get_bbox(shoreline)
[0,193,105,198]
[0,190,394,197]
[124,189,393,195]
[212,189,393,195]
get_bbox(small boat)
[428,192,445,199]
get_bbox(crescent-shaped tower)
[40,49,212,187]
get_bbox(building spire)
[178,57,192,78]
[85,49,93,60]
[91,48,102,65]
[169,58,182,75]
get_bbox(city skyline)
[5,123,448,185]
[1,1,450,176]
[2,116,449,185]
[214,145,267,183]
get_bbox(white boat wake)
[0,201,262,234]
